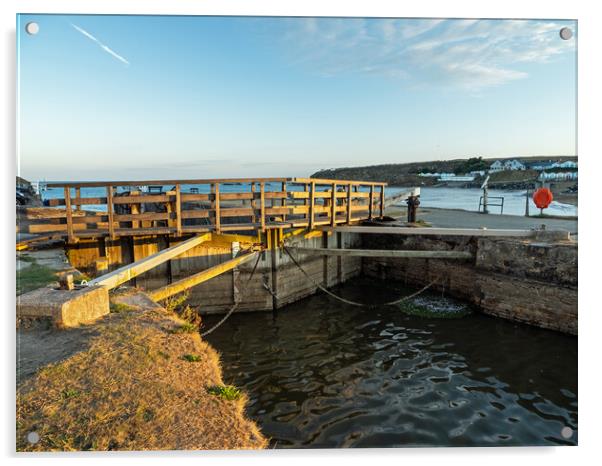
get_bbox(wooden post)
[330,183,337,226]
[251,182,257,223]
[75,187,81,212]
[107,185,115,240]
[175,184,182,236]
[64,187,75,242]
[369,185,374,219]
[346,183,352,224]
[130,191,140,230]
[260,182,266,232]
[281,181,287,222]
[379,185,385,218]
[212,183,221,234]
[309,181,316,229]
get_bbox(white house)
[489,160,504,172]
[504,159,526,170]
[539,171,578,181]
[490,159,526,171]
[558,160,578,169]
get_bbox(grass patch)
[109,302,136,314]
[206,385,242,401]
[170,323,198,334]
[163,292,189,313]
[16,262,57,295]
[61,388,81,399]
[17,306,267,451]
[181,353,202,362]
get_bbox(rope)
[200,251,262,337]
[282,245,436,308]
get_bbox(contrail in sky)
[70,23,130,65]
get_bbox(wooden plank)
[112,194,170,204]
[64,187,75,242]
[319,226,540,237]
[114,212,171,222]
[147,251,259,302]
[175,184,182,236]
[260,182,266,232]
[379,185,385,217]
[346,185,352,224]
[251,182,256,223]
[107,186,115,239]
[47,197,107,206]
[309,181,315,229]
[281,181,287,222]
[47,177,291,188]
[213,183,221,234]
[74,187,81,211]
[291,177,387,186]
[89,233,212,289]
[287,247,473,259]
[369,185,374,219]
[180,193,210,202]
[289,191,349,199]
[330,185,336,227]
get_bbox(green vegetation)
[206,385,242,401]
[61,389,81,399]
[398,301,472,319]
[109,302,136,314]
[455,156,489,174]
[181,353,202,362]
[170,322,198,334]
[163,292,189,313]
[17,262,57,295]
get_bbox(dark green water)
[204,278,577,448]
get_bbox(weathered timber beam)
[147,251,259,302]
[318,226,547,238]
[287,247,473,259]
[89,233,212,289]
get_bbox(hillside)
[311,156,577,186]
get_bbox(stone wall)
[362,234,577,335]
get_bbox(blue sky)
[17,15,576,181]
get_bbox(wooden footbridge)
[26,177,388,241]
[19,176,570,309]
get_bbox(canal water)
[204,278,577,448]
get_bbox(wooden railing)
[22,177,387,241]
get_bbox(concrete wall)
[362,234,577,335]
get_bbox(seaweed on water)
[397,296,472,319]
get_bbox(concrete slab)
[17,285,110,328]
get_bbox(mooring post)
[525,188,530,217]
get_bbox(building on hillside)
[489,160,504,172]
[438,175,475,182]
[490,159,526,171]
[539,171,578,181]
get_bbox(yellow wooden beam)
[89,233,212,290]
[148,251,259,302]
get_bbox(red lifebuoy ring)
[533,188,553,209]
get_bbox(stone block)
[17,285,110,328]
